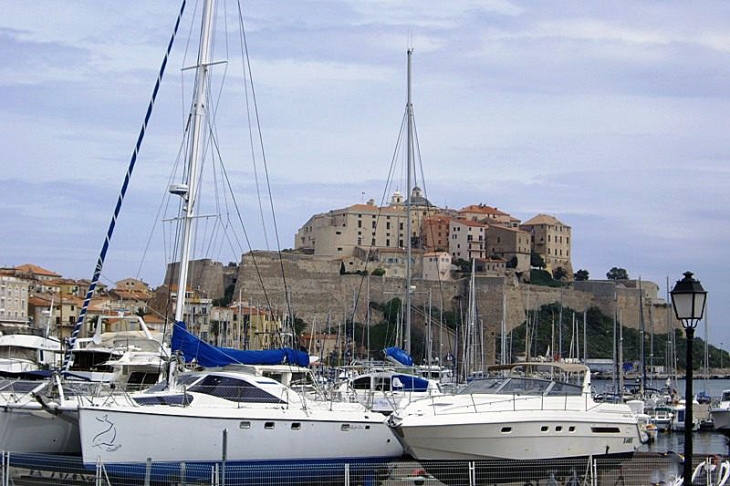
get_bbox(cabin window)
[541,426,548,432]
[265,422,275,429]
[556,426,563,432]
[134,394,193,406]
[341,424,350,431]
[291,423,301,430]
[569,426,576,432]
[189,375,285,404]
[591,427,620,434]
[352,377,372,390]
[240,421,251,429]
[501,427,512,433]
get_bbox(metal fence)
[0,452,704,486]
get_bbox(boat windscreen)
[189,375,286,404]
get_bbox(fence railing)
[0,451,709,486]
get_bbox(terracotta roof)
[521,214,568,227]
[14,264,60,277]
[459,204,509,216]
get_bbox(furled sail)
[171,322,309,368]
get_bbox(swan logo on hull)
[92,414,122,452]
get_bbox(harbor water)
[595,377,730,455]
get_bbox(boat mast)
[173,0,216,325]
[405,48,414,356]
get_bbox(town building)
[520,214,573,276]
[0,273,30,328]
[295,188,440,258]
[421,214,451,252]
[449,219,488,261]
[485,224,532,274]
[422,251,452,281]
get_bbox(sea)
[594,377,730,455]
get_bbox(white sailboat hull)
[0,403,79,454]
[79,405,403,466]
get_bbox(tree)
[606,267,629,280]
[552,267,568,281]
[574,269,589,281]
[530,252,545,269]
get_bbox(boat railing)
[423,390,592,415]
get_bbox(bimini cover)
[391,373,430,392]
[384,346,414,366]
[172,321,309,368]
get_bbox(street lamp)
[670,271,707,486]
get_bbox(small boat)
[335,348,442,414]
[650,405,674,432]
[335,368,441,414]
[711,390,730,435]
[672,400,700,432]
[0,332,62,375]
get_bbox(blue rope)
[62,0,187,371]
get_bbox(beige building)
[422,251,452,281]
[0,274,30,327]
[520,214,573,276]
[485,224,532,274]
[295,189,440,258]
[474,257,506,276]
[115,278,151,294]
[449,219,488,261]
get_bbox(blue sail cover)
[172,321,309,368]
[384,346,414,367]
[391,373,430,392]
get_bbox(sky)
[1,1,729,345]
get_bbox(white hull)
[389,362,641,462]
[0,402,79,454]
[712,407,730,432]
[393,408,639,460]
[79,405,402,466]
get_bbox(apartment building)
[520,214,573,275]
[449,219,488,261]
[422,214,451,252]
[423,251,452,281]
[485,224,532,274]
[0,273,30,326]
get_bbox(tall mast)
[174,0,216,324]
[405,48,414,355]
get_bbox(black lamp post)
[670,271,707,486]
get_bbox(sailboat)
[75,1,403,481]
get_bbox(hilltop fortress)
[232,251,671,363]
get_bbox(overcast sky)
[1,1,729,348]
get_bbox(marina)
[1,0,728,485]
